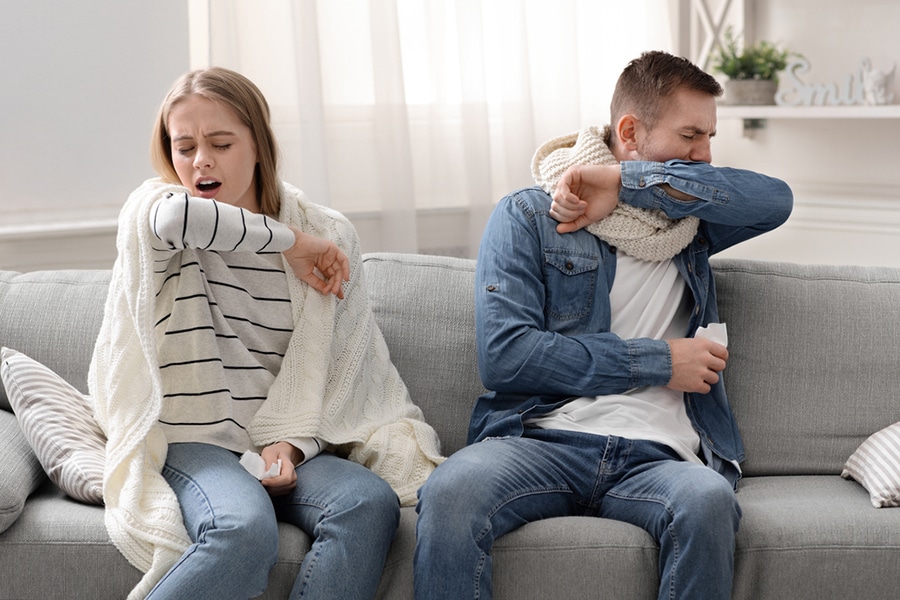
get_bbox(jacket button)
[486,285,497,292]
[565,261,574,270]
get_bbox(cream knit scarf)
[89,178,443,599]
[531,125,698,262]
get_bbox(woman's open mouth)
[196,179,222,196]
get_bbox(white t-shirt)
[527,251,702,463]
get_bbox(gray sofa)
[2,252,900,599]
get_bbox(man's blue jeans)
[414,428,741,600]
[147,443,399,600]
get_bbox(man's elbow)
[478,360,517,393]
[772,181,794,227]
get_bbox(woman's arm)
[151,193,348,296]
[150,192,295,253]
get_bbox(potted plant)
[711,27,794,105]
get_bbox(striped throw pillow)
[842,421,900,508]
[0,347,105,505]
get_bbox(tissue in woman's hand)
[239,450,281,480]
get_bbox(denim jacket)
[471,160,793,488]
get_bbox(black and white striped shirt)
[149,193,320,459]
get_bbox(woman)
[89,67,443,600]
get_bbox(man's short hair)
[610,51,722,129]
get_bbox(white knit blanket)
[89,178,443,598]
[531,126,699,262]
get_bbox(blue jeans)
[148,443,400,600]
[414,428,741,600]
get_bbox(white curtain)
[192,0,674,257]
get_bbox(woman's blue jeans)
[147,443,400,600]
[414,428,741,600]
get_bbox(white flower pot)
[724,79,778,105]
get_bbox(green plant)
[712,27,793,81]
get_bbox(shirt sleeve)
[282,437,324,466]
[150,192,296,253]
[618,160,793,252]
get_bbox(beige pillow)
[842,420,900,508]
[0,347,105,505]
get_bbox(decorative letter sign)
[776,57,895,107]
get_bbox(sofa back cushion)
[0,270,110,412]
[363,253,484,456]
[4,257,900,478]
[713,258,900,477]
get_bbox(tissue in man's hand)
[240,450,281,480]
[695,322,727,347]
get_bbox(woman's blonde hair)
[150,67,282,217]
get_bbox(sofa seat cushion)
[0,482,316,600]
[733,475,900,599]
[493,516,660,599]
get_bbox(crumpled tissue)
[695,322,727,347]
[239,450,281,480]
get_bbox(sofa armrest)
[0,409,46,533]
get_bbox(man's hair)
[609,51,722,130]
[150,67,282,218]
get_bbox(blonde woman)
[90,67,442,600]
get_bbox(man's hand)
[550,164,622,233]
[283,226,350,298]
[260,441,303,497]
[666,337,728,394]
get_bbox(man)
[413,51,793,600]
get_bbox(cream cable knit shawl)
[89,178,443,599]
[531,125,699,262]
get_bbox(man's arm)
[475,190,672,398]
[552,160,793,253]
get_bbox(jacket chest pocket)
[543,250,599,321]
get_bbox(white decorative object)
[861,58,896,106]
[776,57,896,107]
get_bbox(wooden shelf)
[716,104,900,137]
[718,104,900,119]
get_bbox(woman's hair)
[609,51,722,135]
[150,67,282,217]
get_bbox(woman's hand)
[283,226,350,298]
[260,441,303,496]
[550,164,622,233]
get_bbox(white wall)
[1,1,898,271]
[714,0,900,267]
[0,0,190,270]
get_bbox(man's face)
[633,87,717,164]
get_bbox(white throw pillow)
[0,347,105,505]
[842,420,900,508]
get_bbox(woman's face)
[167,94,260,212]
